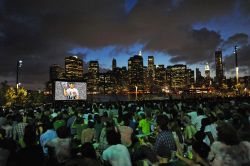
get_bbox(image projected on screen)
[55,81,87,100]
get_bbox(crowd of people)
[0,97,250,166]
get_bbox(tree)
[16,87,28,106]
[5,87,28,107]
[5,87,16,107]
[28,90,45,105]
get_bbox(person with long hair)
[208,122,250,166]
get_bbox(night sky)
[0,0,250,90]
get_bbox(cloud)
[223,33,249,49]
[0,0,241,89]
[168,28,222,64]
[239,0,250,15]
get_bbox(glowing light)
[138,50,142,56]
[18,60,23,67]
[236,67,239,84]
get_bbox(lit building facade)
[148,56,155,79]
[111,66,128,93]
[99,71,116,94]
[187,68,195,87]
[167,64,188,90]
[155,65,166,88]
[49,64,65,81]
[204,63,212,87]
[88,61,99,93]
[128,54,144,90]
[205,63,210,78]
[215,51,224,88]
[65,56,83,80]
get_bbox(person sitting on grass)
[102,125,132,166]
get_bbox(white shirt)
[194,115,206,131]
[66,88,79,99]
[102,144,132,166]
[204,123,217,146]
[187,111,197,125]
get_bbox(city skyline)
[47,53,250,95]
[1,0,250,89]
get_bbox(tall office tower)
[128,53,144,89]
[204,63,212,86]
[147,56,155,79]
[196,68,203,86]
[215,50,224,87]
[65,56,83,80]
[155,65,166,88]
[121,66,129,88]
[98,71,115,94]
[88,61,99,93]
[112,58,117,71]
[205,63,210,78]
[167,64,188,90]
[187,69,195,87]
[112,66,128,93]
[49,64,65,81]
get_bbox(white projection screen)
[54,81,87,101]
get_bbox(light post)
[135,85,138,101]
[16,60,23,93]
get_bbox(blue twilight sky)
[1,0,250,89]
[69,0,250,76]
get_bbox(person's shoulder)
[240,141,250,149]
[211,141,226,150]
[160,130,173,137]
[211,141,220,145]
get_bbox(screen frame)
[53,80,87,101]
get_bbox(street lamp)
[135,86,138,101]
[16,60,23,93]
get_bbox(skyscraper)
[196,68,203,86]
[88,61,99,93]
[155,65,166,88]
[112,58,117,71]
[205,63,210,78]
[49,64,65,81]
[99,71,115,94]
[148,56,155,79]
[215,51,224,87]
[167,64,188,90]
[65,56,83,80]
[187,69,195,86]
[128,54,144,90]
[204,63,212,86]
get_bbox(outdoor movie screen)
[54,81,87,100]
